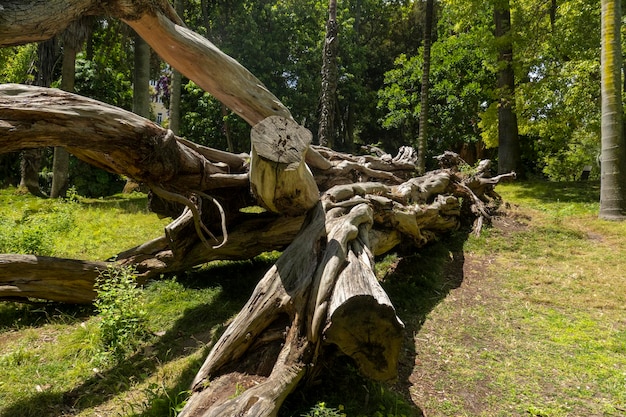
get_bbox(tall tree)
[20,38,58,198]
[599,0,626,219]
[51,18,90,198]
[417,0,435,174]
[132,32,150,118]
[168,0,183,134]
[318,0,339,148]
[494,0,521,175]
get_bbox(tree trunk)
[0,254,107,304]
[168,0,183,135]
[20,37,58,198]
[52,19,87,199]
[19,149,45,197]
[494,0,522,176]
[600,0,626,220]
[318,0,339,148]
[417,0,434,175]
[133,32,151,118]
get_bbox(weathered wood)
[0,0,291,127]
[250,116,320,216]
[324,234,403,381]
[127,11,292,126]
[0,255,108,303]
[0,85,229,191]
[184,203,328,416]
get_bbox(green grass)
[0,187,169,260]
[0,181,625,416]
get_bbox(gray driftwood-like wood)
[0,255,107,303]
[0,2,515,416]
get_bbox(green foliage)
[301,402,346,417]
[179,80,250,152]
[140,382,190,417]
[74,56,133,110]
[0,44,37,83]
[378,23,494,162]
[0,197,76,255]
[68,157,125,198]
[93,265,148,362]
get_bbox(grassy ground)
[0,182,624,417]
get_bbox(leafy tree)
[494,0,521,175]
[514,0,602,180]
[378,17,494,166]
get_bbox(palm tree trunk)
[600,0,626,220]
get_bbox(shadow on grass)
[78,193,154,215]
[0,258,270,417]
[0,230,469,417]
[0,302,93,331]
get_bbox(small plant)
[301,402,346,417]
[141,381,190,417]
[94,265,148,363]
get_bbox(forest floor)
[0,181,625,417]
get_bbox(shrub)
[94,265,148,362]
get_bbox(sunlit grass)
[0,187,169,260]
[1,181,625,416]
[410,180,626,417]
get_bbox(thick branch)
[0,84,242,192]
[0,255,108,304]
[0,0,291,127]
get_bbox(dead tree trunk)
[0,2,516,416]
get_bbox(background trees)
[0,0,618,188]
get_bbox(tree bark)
[417,0,434,175]
[318,0,339,148]
[133,32,151,118]
[600,0,626,220]
[494,0,522,175]
[0,255,107,303]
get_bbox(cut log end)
[324,296,404,381]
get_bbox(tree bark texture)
[132,32,151,118]
[494,0,522,175]
[600,0,626,220]
[318,0,339,148]
[417,0,434,175]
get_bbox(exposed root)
[149,183,219,251]
[195,190,229,249]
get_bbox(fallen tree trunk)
[0,255,107,304]
[0,2,516,416]
[0,85,513,416]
